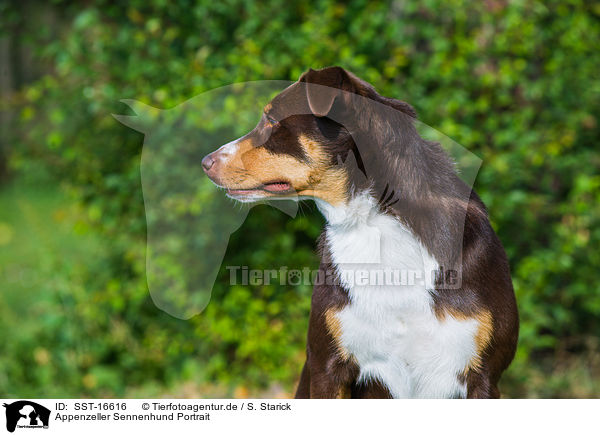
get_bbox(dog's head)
[202,66,417,206]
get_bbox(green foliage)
[2,0,600,397]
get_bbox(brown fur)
[203,67,519,399]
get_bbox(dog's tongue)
[263,182,291,192]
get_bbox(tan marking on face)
[297,166,349,206]
[298,134,326,160]
[291,171,348,205]
[324,308,351,361]
[293,135,349,205]
[264,102,272,113]
[212,132,349,205]
[241,146,313,186]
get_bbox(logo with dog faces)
[3,401,50,432]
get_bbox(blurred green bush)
[1,0,599,397]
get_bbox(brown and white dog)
[202,67,519,398]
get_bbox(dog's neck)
[314,191,378,227]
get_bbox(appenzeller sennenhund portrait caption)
[201,67,519,399]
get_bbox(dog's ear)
[300,67,348,117]
[300,67,418,120]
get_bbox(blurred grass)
[0,178,106,396]
[0,181,88,327]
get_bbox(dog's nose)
[202,154,215,172]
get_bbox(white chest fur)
[316,193,479,398]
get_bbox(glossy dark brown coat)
[291,67,519,399]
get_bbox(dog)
[202,66,519,398]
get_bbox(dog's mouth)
[226,181,293,198]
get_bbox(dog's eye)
[265,113,278,125]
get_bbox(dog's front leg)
[305,350,353,398]
[308,363,353,399]
[299,268,357,398]
[294,359,311,398]
[466,368,500,399]
[295,344,351,399]
[303,322,356,398]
